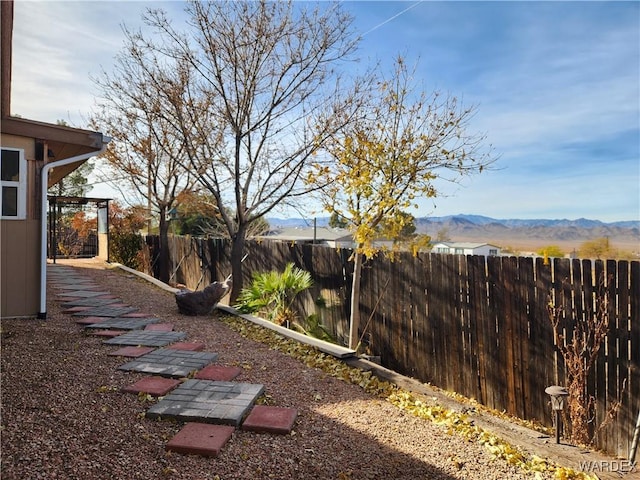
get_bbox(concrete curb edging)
[215,304,356,359]
[109,263,180,294]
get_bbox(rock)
[175,279,232,316]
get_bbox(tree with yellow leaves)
[308,57,495,349]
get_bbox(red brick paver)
[242,405,297,434]
[144,323,173,332]
[108,346,155,357]
[166,423,235,457]
[88,329,127,338]
[166,342,205,351]
[194,365,242,381]
[121,376,182,396]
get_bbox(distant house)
[431,242,501,256]
[255,226,354,248]
[1,1,109,318]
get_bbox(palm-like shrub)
[235,263,312,326]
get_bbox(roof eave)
[1,116,107,187]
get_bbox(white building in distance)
[431,242,501,256]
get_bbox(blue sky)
[10,1,640,222]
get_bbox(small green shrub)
[109,232,144,269]
[235,263,312,326]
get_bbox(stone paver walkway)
[61,297,122,307]
[146,379,265,426]
[85,317,161,330]
[46,263,293,458]
[71,305,139,317]
[56,284,104,291]
[118,348,218,377]
[103,330,187,347]
[58,290,111,298]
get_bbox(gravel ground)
[1,261,558,480]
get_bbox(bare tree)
[91,40,199,283]
[309,58,495,349]
[112,0,367,299]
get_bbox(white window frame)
[1,148,27,220]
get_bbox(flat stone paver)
[75,317,106,326]
[72,305,138,317]
[121,376,182,396]
[241,405,298,434]
[167,342,205,352]
[146,379,264,426]
[195,365,242,381]
[122,312,154,318]
[84,317,161,330]
[56,284,103,291]
[58,290,111,298]
[52,278,96,285]
[61,298,122,307]
[144,323,173,332]
[117,348,217,377]
[104,331,187,347]
[89,329,127,338]
[166,423,235,457]
[63,306,93,314]
[108,346,155,357]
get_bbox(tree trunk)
[158,208,170,284]
[228,225,247,304]
[348,250,363,350]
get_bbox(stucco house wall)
[1,134,42,317]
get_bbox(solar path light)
[545,385,569,444]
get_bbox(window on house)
[455,248,464,254]
[1,148,27,219]
[489,249,498,256]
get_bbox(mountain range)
[415,215,638,229]
[268,214,638,229]
[267,215,640,252]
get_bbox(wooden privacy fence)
[360,252,639,458]
[143,235,639,458]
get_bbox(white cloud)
[11,1,177,125]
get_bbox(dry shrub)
[547,273,612,445]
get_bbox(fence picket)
[469,255,487,405]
